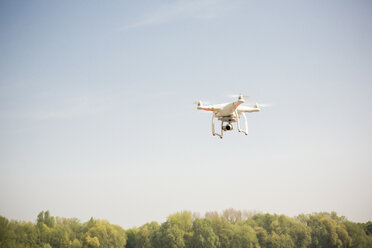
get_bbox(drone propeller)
[227,94,250,99]
[192,100,210,105]
[248,103,271,108]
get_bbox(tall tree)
[134,222,159,248]
[231,224,259,248]
[0,216,16,248]
[299,213,351,248]
[190,218,219,248]
[206,214,234,248]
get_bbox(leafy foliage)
[0,210,371,248]
[0,211,126,248]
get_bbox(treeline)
[1,210,372,248]
[0,211,126,248]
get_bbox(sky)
[0,0,372,228]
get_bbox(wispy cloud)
[123,0,242,30]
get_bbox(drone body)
[196,95,260,139]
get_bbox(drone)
[196,94,261,139]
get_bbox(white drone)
[196,94,262,139]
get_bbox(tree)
[37,212,45,227]
[125,228,138,248]
[153,211,193,248]
[231,224,259,248]
[72,238,83,248]
[222,209,242,223]
[190,219,219,248]
[300,213,351,248]
[85,219,126,248]
[59,217,83,242]
[343,221,372,248]
[13,221,39,247]
[44,211,55,228]
[365,221,372,235]
[206,214,234,248]
[156,221,186,248]
[49,224,71,248]
[278,215,311,248]
[85,235,100,248]
[254,226,268,248]
[37,211,55,228]
[168,212,193,234]
[267,232,294,248]
[134,222,159,248]
[0,216,16,248]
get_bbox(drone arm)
[199,107,213,111]
[198,103,222,112]
[198,104,213,111]
[237,106,260,113]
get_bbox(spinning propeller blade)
[227,94,250,99]
[192,100,210,105]
[249,103,271,108]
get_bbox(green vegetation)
[1,210,371,248]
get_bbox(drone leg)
[212,112,223,138]
[236,110,242,133]
[220,120,224,139]
[212,112,215,135]
[212,113,217,136]
[242,112,248,135]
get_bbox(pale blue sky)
[1,0,371,228]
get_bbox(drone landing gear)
[236,111,248,135]
[212,112,249,139]
[212,112,223,139]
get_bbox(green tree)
[56,217,83,241]
[230,224,259,248]
[156,221,186,248]
[342,220,372,248]
[365,221,372,235]
[13,221,39,248]
[72,238,83,248]
[300,213,351,248]
[267,232,293,248]
[44,211,55,228]
[206,214,234,248]
[36,210,56,246]
[168,212,193,234]
[85,219,126,248]
[37,211,55,228]
[85,235,100,248]
[154,211,193,248]
[278,215,311,248]
[125,228,138,248]
[254,226,268,248]
[134,222,159,248]
[190,219,219,248]
[248,213,312,248]
[0,216,16,248]
[252,214,277,234]
[49,224,71,248]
